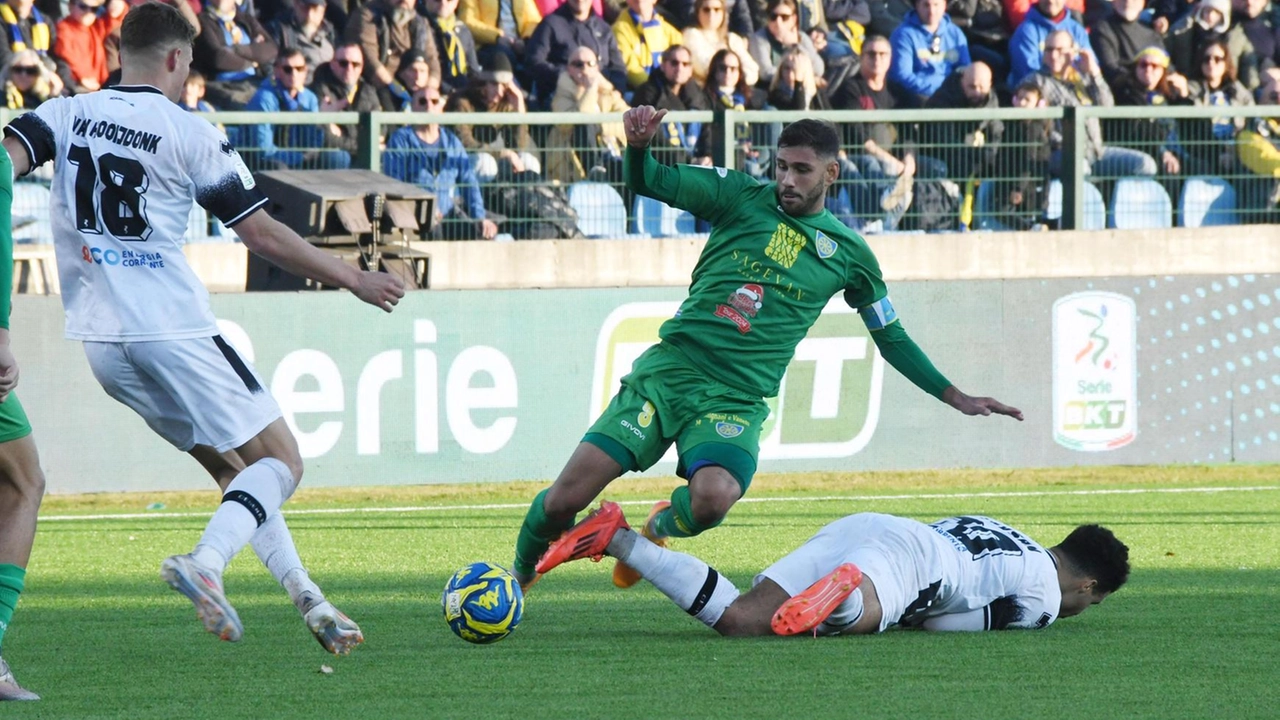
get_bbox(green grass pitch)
[5,466,1278,719]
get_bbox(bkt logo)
[590,301,884,460]
[1052,292,1137,451]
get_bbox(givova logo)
[1052,292,1137,451]
[590,301,885,460]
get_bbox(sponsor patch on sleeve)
[857,296,898,330]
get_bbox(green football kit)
[514,146,953,576]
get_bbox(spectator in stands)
[384,86,500,239]
[243,49,353,169]
[446,53,540,180]
[526,0,625,108]
[987,80,1054,229]
[868,0,912,37]
[310,43,381,160]
[424,0,479,93]
[947,0,1009,82]
[0,0,68,94]
[1,47,59,107]
[693,47,767,174]
[922,60,1003,180]
[267,0,336,84]
[767,43,830,106]
[1091,0,1166,87]
[1003,0,1082,31]
[380,46,435,107]
[1182,39,1253,175]
[347,0,442,94]
[1107,45,1186,190]
[1031,29,1158,181]
[1236,73,1280,211]
[823,0,873,59]
[750,0,824,86]
[195,0,278,109]
[666,0,754,36]
[1234,0,1280,75]
[1153,0,1197,33]
[179,70,218,112]
[613,0,683,89]
[1008,0,1092,86]
[546,44,628,181]
[888,0,968,106]
[104,0,199,80]
[632,44,710,164]
[683,0,758,85]
[53,0,123,94]
[460,0,541,71]
[1168,0,1259,88]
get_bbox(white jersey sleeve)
[3,86,269,342]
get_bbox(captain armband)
[857,296,898,331]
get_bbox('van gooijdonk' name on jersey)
[4,86,267,342]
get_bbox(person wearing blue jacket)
[242,49,352,170]
[1007,0,1092,87]
[888,0,970,106]
[382,86,499,240]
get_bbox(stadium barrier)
[8,106,1280,243]
[16,273,1280,493]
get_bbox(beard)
[775,181,827,216]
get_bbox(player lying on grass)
[512,106,1023,591]
[0,2,404,662]
[537,503,1129,636]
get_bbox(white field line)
[38,485,1280,522]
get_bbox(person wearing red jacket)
[53,0,125,93]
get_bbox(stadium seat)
[1110,178,1172,229]
[567,181,629,238]
[632,195,696,236]
[1179,176,1238,227]
[11,182,51,243]
[1044,180,1106,230]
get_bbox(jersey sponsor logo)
[591,301,885,461]
[764,223,807,268]
[815,230,837,259]
[715,421,744,438]
[714,284,764,334]
[80,245,166,269]
[231,150,256,189]
[1052,292,1137,451]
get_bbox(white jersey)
[4,85,267,341]
[759,513,1061,633]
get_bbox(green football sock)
[0,563,25,653]
[513,489,574,577]
[652,486,722,539]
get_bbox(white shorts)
[84,336,282,453]
[755,513,944,634]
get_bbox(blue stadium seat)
[567,182,628,238]
[1045,180,1106,230]
[1110,178,1172,229]
[1179,176,1238,227]
[633,195,696,236]
[12,182,51,243]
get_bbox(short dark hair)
[120,2,196,58]
[1056,524,1130,594]
[662,45,689,64]
[777,119,840,160]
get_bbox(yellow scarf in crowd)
[0,4,49,53]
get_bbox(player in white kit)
[0,2,404,655]
[538,503,1129,636]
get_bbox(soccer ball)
[442,562,524,644]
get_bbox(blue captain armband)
[858,296,898,330]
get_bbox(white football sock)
[251,511,324,613]
[191,458,294,574]
[817,589,865,635]
[608,528,740,626]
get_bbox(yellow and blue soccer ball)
[442,562,524,644]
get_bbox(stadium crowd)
[7,0,1280,236]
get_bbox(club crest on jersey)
[815,230,837,259]
[715,422,744,438]
[220,141,235,156]
[714,284,764,334]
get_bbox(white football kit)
[758,513,1062,633]
[5,85,281,452]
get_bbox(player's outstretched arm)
[233,209,406,313]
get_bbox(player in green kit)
[0,150,46,701]
[512,106,1023,590]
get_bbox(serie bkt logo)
[1052,292,1137,452]
[591,301,884,461]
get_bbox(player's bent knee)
[712,603,773,637]
[688,472,741,526]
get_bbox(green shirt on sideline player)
[512,109,1023,590]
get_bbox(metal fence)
[5,106,1279,242]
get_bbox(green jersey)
[626,147,887,398]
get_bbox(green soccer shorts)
[584,343,769,492]
[0,392,32,444]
